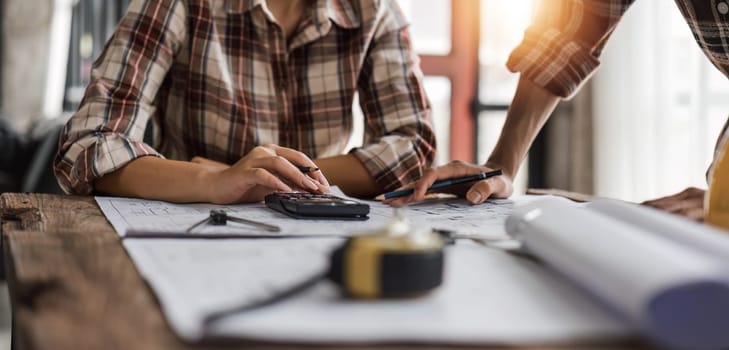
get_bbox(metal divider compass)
[186,209,281,233]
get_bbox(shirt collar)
[224,0,261,14]
[225,0,361,29]
[320,0,361,29]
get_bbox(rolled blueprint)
[506,197,729,350]
[588,198,729,266]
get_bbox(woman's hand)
[204,144,330,204]
[385,160,513,206]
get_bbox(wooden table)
[0,192,634,350]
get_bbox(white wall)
[1,0,54,131]
[2,0,72,133]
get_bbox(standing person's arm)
[317,0,436,198]
[488,80,558,179]
[388,0,634,206]
[387,77,558,205]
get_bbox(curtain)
[591,0,729,202]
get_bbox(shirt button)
[719,2,729,15]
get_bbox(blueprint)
[124,239,630,343]
[96,188,545,239]
[106,191,634,345]
[123,237,343,340]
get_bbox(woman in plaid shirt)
[54,0,436,204]
[393,0,729,221]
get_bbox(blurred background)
[0,0,727,346]
[398,0,729,202]
[2,0,726,201]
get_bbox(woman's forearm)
[94,156,216,203]
[316,154,380,198]
[95,145,329,204]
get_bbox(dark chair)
[0,117,64,195]
[0,118,31,193]
[20,119,65,194]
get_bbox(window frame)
[419,1,512,164]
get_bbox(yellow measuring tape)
[328,212,445,299]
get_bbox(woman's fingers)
[228,144,327,193]
[264,145,331,188]
[245,167,293,192]
[250,156,321,192]
[209,167,292,204]
[207,144,333,204]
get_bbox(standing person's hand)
[642,187,705,221]
[206,144,330,204]
[385,160,513,206]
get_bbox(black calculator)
[264,192,370,220]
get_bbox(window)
[65,0,130,112]
[477,0,536,192]
[399,0,455,166]
[401,0,536,190]
[592,0,729,201]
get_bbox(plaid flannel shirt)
[507,0,729,171]
[54,0,436,195]
[508,0,729,99]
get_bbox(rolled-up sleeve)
[351,1,436,192]
[54,0,187,194]
[507,0,635,98]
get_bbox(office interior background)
[3,0,726,204]
[0,0,727,348]
[2,0,727,202]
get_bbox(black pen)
[297,166,320,173]
[381,169,503,200]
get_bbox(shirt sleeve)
[53,0,187,195]
[506,0,635,98]
[351,0,437,192]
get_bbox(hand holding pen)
[383,162,513,206]
[200,144,330,204]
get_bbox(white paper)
[96,189,544,239]
[506,197,729,349]
[114,191,627,345]
[206,243,629,344]
[128,239,629,344]
[123,238,343,340]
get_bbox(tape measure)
[327,211,445,299]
